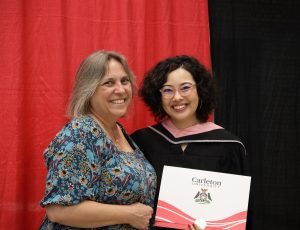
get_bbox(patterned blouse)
[39,115,157,230]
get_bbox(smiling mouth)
[111,99,126,104]
[172,104,186,110]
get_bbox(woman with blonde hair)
[39,50,156,230]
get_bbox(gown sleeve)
[40,119,103,207]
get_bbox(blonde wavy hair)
[67,50,136,118]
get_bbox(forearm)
[46,200,132,228]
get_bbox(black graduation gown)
[131,122,250,229]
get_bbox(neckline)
[89,113,120,143]
[87,115,135,154]
[161,119,223,138]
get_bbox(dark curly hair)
[139,55,218,122]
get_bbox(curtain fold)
[209,1,300,229]
[0,0,210,228]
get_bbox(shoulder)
[131,126,151,137]
[55,116,104,139]
[131,123,163,138]
[208,128,247,155]
[43,116,105,166]
[69,115,101,132]
[46,116,104,153]
[208,128,242,141]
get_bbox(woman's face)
[90,58,133,122]
[161,68,199,128]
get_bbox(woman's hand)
[189,223,204,230]
[126,203,153,229]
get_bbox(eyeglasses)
[160,83,195,99]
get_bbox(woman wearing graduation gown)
[131,55,249,230]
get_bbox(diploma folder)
[155,166,251,230]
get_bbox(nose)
[114,81,126,93]
[172,89,183,100]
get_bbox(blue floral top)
[39,115,157,230]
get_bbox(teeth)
[112,99,125,104]
[173,105,185,110]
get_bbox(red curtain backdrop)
[0,0,211,229]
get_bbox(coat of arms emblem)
[194,188,212,204]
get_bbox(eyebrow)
[102,75,129,80]
[162,82,194,87]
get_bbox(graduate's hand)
[189,223,203,230]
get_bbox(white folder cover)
[155,166,251,230]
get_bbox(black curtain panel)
[208,0,300,229]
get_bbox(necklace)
[110,124,119,143]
